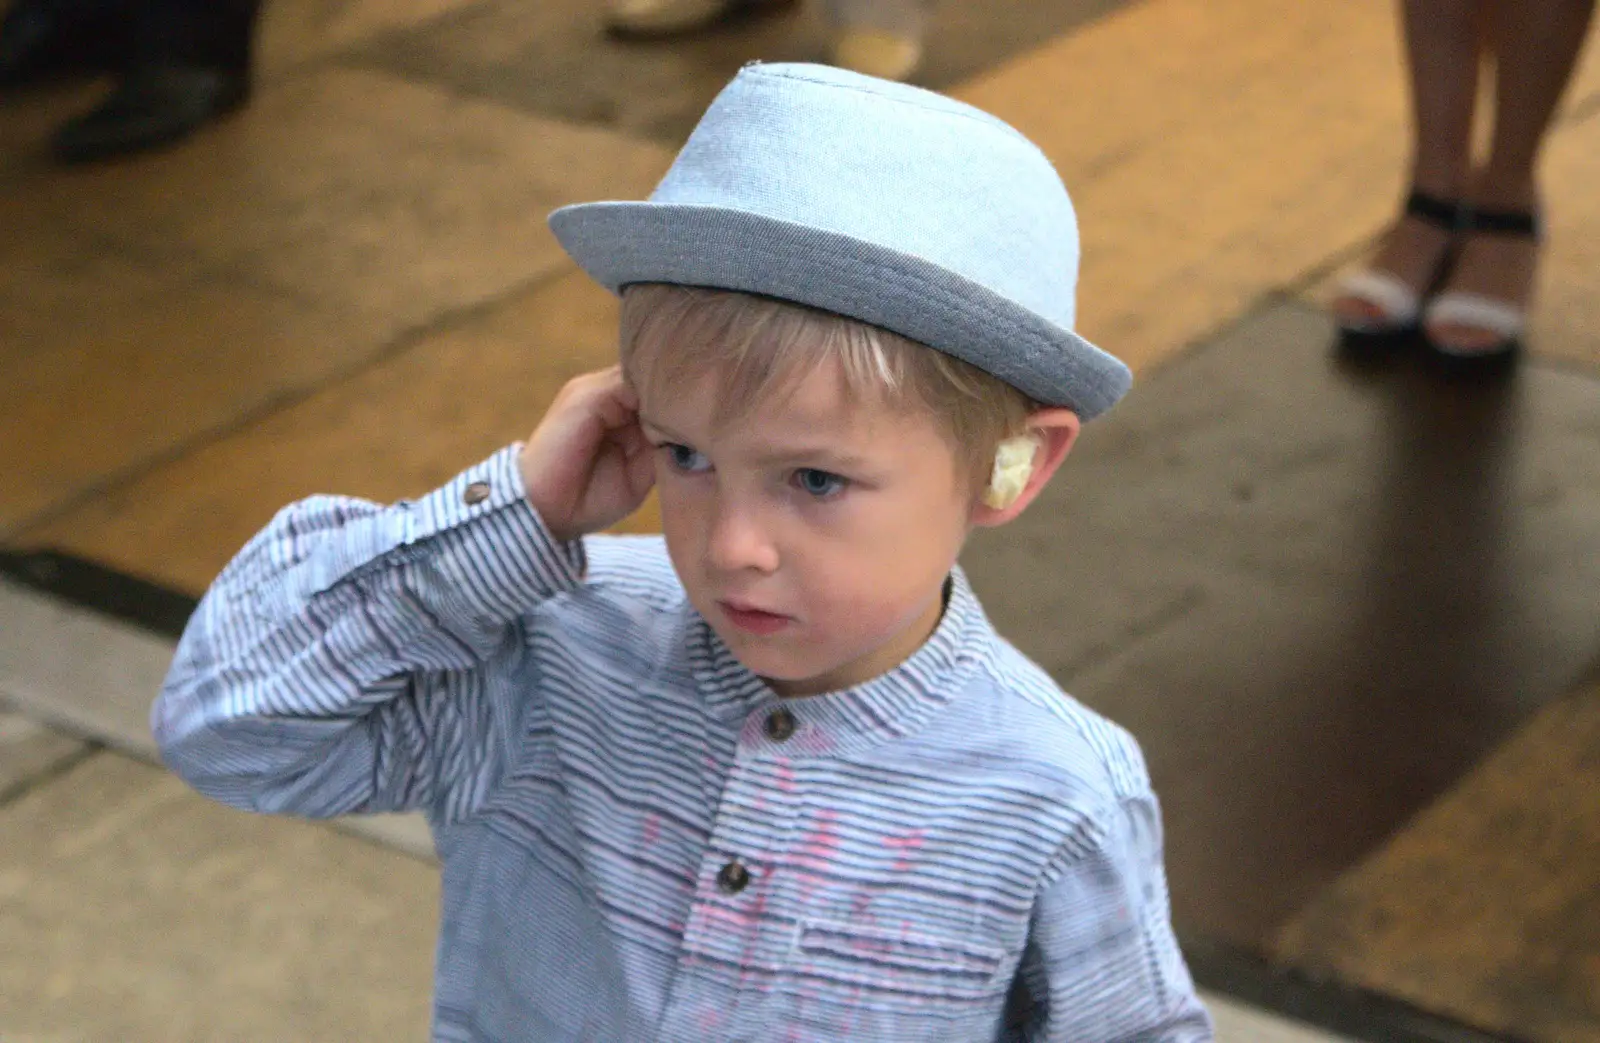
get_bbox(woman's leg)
[1334,0,1482,329]
[1427,0,1595,348]
[1406,0,1484,200]
[1478,0,1594,209]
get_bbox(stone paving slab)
[1522,112,1600,374]
[351,0,1129,144]
[1276,678,1600,1043]
[19,269,660,595]
[0,578,202,751]
[0,752,439,1043]
[0,67,671,540]
[257,0,488,74]
[0,708,84,800]
[0,220,385,538]
[0,576,436,859]
[1209,1003,1360,1043]
[2,68,672,332]
[962,298,1600,947]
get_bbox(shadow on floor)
[962,299,1600,950]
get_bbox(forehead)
[642,355,934,448]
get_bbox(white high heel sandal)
[1334,189,1463,352]
[1421,206,1541,374]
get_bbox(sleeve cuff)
[405,445,532,534]
[381,444,587,621]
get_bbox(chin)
[723,644,803,681]
[719,637,824,686]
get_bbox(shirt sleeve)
[151,444,586,825]
[1005,793,1215,1042]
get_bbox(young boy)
[153,63,1214,1042]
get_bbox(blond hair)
[619,284,1036,487]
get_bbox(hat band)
[549,203,1129,420]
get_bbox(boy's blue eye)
[794,468,847,499]
[662,443,711,473]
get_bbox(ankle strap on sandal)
[1404,189,1467,230]
[1465,206,1542,238]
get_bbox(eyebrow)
[637,414,682,441]
[748,445,873,471]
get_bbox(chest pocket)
[795,917,1008,1006]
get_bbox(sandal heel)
[1420,204,1540,374]
[1334,189,1464,354]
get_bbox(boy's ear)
[970,408,1082,527]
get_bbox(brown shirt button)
[462,481,491,506]
[716,860,750,894]
[764,708,796,742]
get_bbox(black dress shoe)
[0,0,129,87]
[52,63,247,162]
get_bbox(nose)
[706,494,779,575]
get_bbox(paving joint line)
[1057,585,1208,683]
[0,261,586,547]
[0,741,103,811]
[1560,85,1600,126]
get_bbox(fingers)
[557,366,638,434]
[520,366,653,541]
[590,379,642,435]
[609,420,649,461]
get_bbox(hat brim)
[549,202,1131,420]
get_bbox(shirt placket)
[658,704,804,1041]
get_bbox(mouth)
[717,600,793,636]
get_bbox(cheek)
[655,476,707,559]
[800,571,939,659]
[859,485,970,561]
[807,517,959,610]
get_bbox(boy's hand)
[519,366,656,543]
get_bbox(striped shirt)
[154,445,1213,1043]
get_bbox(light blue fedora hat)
[549,62,1130,420]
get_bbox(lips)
[717,600,792,636]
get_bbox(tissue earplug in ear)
[982,434,1042,509]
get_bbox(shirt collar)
[687,568,993,757]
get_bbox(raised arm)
[153,367,658,824]
[152,446,586,823]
